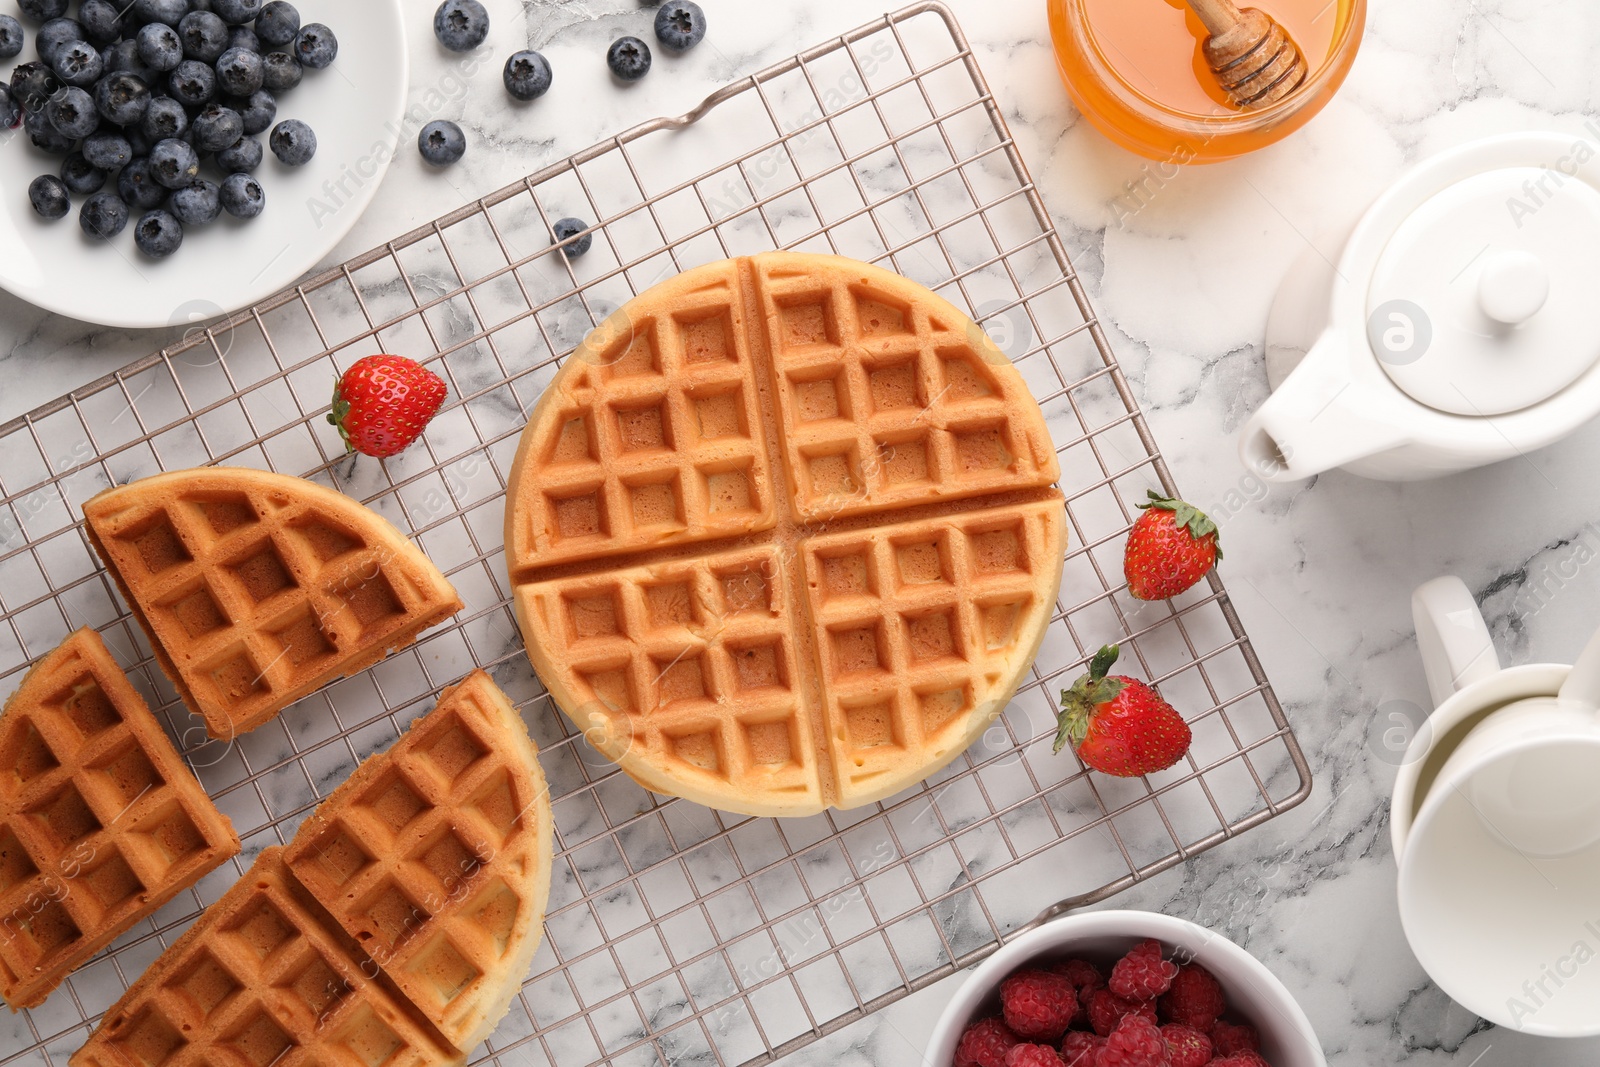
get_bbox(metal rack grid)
[0,5,1310,1066]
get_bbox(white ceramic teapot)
[1240,132,1600,482]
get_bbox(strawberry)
[328,355,448,458]
[1054,645,1192,777]
[1123,491,1221,600]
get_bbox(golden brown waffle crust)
[82,467,463,740]
[0,627,239,1010]
[506,253,1067,818]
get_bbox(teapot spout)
[1240,327,1409,482]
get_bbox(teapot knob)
[1477,249,1550,326]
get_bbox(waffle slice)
[70,847,463,1067]
[0,627,239,1010]
[283,671,553,1054]
[83,468,463,740]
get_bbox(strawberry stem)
[1054,644,1125,754]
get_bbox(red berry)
[1212,1055,1269,1067]
[1006,1044,1066,1067]
[957,1017,1021,1067]
[1086,987,1157,1037]
[1160,965,1226,1030]
[1055,645,1192,777]
[1123,492,1220,600]
[1002,970,1080,1043]
[1099,1014,1170,1067]
[1053,958,1107,993]
[1109,940,1178,1000]
[1161,1024,1213,1067]
[328,354,448,458]
[1210,1020,1259,1056]
[1061,1031,1106,1067]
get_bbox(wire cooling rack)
[0,5,1311,1066]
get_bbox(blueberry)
[211,0,261,26]
[136,22,182,70]
[232,88,275,134]
[292,22,335,68]
[125,125,154,157]
[188,103,241,152]
[35,17,83,65]
[28,174,69,220]
[51,40,103,87]
[45,86,97,138]
[177,11,228,62]
[94,73,151,126]
[77,0,122,46]
[82,131,132,170]
[59,152,105,195]
[255,1,299,48]
[168,179,221,225]
[654,2,707,51]
[261,50,301,91]
[215,46,264,96]
[133,0,188,28]
[117,156,166,209]
[219,171,263,217]
[134,209,183,257]
[0,15,22,60]
[503,50,551,101]
[141,95,188,141]
[433,0,488,52]
[102,40,151,79]
[216,134,262,172]
[10,62,60,113]
[417,119,465,166]
[230,25,259,51]
[268,118,314,165]
[17,0,68,23]
[606,37,651,82]
[25,107,76,153]
[168,60,217,107]
[149,137,200,188]
[80,191,128,239]
[552,216,593,256]
[0,86,18,128]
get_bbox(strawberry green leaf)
[1137,490,1221,558]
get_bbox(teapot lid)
[1367,164,1600,416]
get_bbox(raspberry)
[956,1016,1020,1067]
[1160,964,1226,1030]
[1161,1024,1213,1067]
[1109,939,1179,1001]
[1006,1044,1066,1067]
[1061,1030,1106,1066]
[1086,988,1157,1037]
[1210,1020,1260,1056]
[1212,1054,1269,1067]
[1054,958,1108,993]
[1099,1015,1171,1067]
[1002,970,1079,1043]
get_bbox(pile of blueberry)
[3,0,336,259]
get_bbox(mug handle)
[1412,576,1501,709]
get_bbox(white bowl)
[923,910,1326,1067]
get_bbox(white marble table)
[5,1,1600,1065]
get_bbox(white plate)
[0,0,407,329]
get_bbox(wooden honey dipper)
[1184,0,1309,109]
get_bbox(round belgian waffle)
[506,253,1066,817]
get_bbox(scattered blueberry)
[211,0,261,26]
[136,21,182,70]
[219,171,264,217]
[82,131,132,170]
[552,216,593,256]
[261,50,300,91]
[28,174,69,220]
[133,208,183,257]
[9,62,59,112]
[503,50,551,101]
[77,0,122,46]
[149,137,200,188]
[268,118,315,165]
[168,179,221,225]
[0,15,24,61]
[433,0,488,52]
[227,25,259,52]
[102,39,149,78]
[59,152,106,195]
[255,1,299,48]
[117,156,166,209]
[233,88,275,134]
[141,95,188,140]
[215,46,264,96]
[189,102,242,152]
[45,85,98,138]
[292,22,335,68]
[417,119,465,166]
[51,40,104,87]
[216,135,262,172]
[176,10,226,62]
[167,59,216,107]
[132,0,188,28]
[654,2,707,51]
[79,191,129,239]
[25,106,75,152]
[95,72,151,126]
[36,17,84,66]
[606,36,651,82]
[0,85,18,128]
[17,0,68,24]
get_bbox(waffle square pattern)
[0,628,239,1009]
[509,254,1066,817]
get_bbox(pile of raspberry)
[953,938,1273,1067]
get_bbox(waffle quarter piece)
[83,468,463,740]
[0,628,239,1010]
[70,847,463,1067]
[283,671,553,1055]
[508,254,1067,817]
